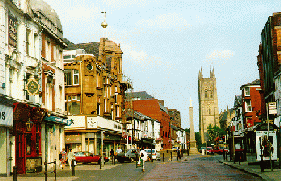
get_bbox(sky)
[44,0,280,132]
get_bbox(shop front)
[0,94,14,177]
[13,102,46,174]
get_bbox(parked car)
[144,149,158,160]
[74,151,109,164]
[117,149,140,163]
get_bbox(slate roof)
[126,91,154,100]
[240,79,260,89]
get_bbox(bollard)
[13,166,17,181]
[261,155,264,172]
[163,153,164,162]
[44,161,47,181]
[54,159,57,181]
[72,160,75,176]
[170,152,172,161]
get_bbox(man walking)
[68,149,75,168]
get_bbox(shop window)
[26,123,41,157]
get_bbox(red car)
[74,151,109,164]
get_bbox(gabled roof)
[234,95,242,107]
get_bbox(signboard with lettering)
[0,104,13,126]
[269,102,277,115]
[8,12,17,48]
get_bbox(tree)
[195,132,203,148]
[207,124,226,144]
[185,128,190,133]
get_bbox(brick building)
[132,99,172,150]
[240,79,263,129]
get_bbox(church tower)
[198,67,219,144]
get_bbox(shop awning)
[44,116,73,126]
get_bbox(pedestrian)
[177,148,181,160]
[60,148,67,169]
[116,147,122,154]
[67,149,75,168]
[110,149,114,162]
[223,149,225,160]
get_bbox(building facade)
[64,38,130,157]
[132,99,171,150]
[198,68,220,143]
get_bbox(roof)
[234,95,242,107]
[30,0,63,38]
[240,79,260,89]
[126,91,154,100]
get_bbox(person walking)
[110,149,114,163]
[60,148,67,169]
[67,149,75,168]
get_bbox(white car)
[144,149,157,160]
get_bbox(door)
[16,132,26,174]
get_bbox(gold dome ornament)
[101,12,108,28]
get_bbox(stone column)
[189,98,199,154]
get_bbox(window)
[64,69,72,85]
[67,102,80,115]
[245,99,252,112]
[73,70,79,85]
[210,91,213,98]
[205,90,207,98]
[26,29,31,56]
[64,69,79,86]
[97,103,100,115]
[244,87,250,96]
[63,55,71,59]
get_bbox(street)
[1,154,263,181]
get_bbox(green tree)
[195,132,203,148]
[207,124,226,143]
[185,128,190,133]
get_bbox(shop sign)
[0,104,13,126]
[26,77,40,96]
[268,102,277,115]
[65,135,82,143]
[8,11,17,48]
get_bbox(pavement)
[218,154,281,181]
[2,153,281,180]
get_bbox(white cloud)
[206,50,234,64]
[136,13,190,28]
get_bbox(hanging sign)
[26,77,40,96]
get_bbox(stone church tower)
[198,67,220,144]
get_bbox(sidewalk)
[0,161,121,181]
[218,156,281,181]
